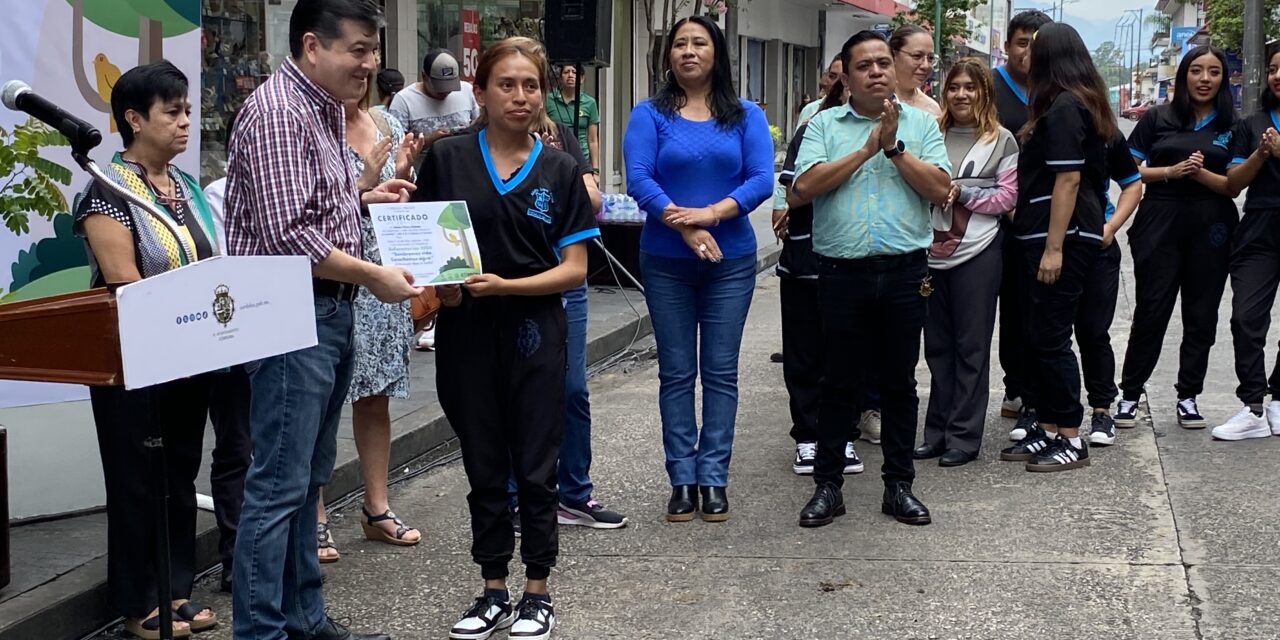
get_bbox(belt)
[313,278,359,302]
[819,249,925,273]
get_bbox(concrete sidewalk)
[112,224,1280,639]
[0,207,784,640]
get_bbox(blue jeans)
[232,295,355,640]
[507,283,594,506]
[640,253,756,487]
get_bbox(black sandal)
[317,522,341,563]
[124,612,191,639]
[361,508,421,546]
[172,601,217,632]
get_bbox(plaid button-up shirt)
[224,58,360,263]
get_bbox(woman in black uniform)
[1212,45,1280,441]
[1115,44,1240,430]
[414,37,599,640]
[999,23,1116,472]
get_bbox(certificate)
[367,201,484,285]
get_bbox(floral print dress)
[345,113,413,403]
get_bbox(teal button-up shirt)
[794,102,950,260]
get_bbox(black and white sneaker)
[793,441,817,475]
[1000,425,1054,461]
[1025,437,1090,472]
[450,593,515,640]
[1114,399,1139,427]
[509,596,555,640]
[1177,397,1207,429]
[1088,413,1117,446]
[843,442,864,474]
[1009,408,1038,441]
[558,499,628,529]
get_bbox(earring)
[664,69,674,83]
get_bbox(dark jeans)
[814,251,928,488]
[1229,209,1280,404]
[1120,199,1236,400]
[1023,242,1098,429]
[780,276,824,443]
[233,295,355,640]
[208,365,252,572]
[439,295,566,581]
[640,253,756,488]
[1000,224,1035,406]
[923,238,1002,454]
[1075,242,1122,409]
[90,375,212,619]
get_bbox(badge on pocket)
[919,274,933,298]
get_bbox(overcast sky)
[1012,0,1159,57]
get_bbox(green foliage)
[892,0,984,59]
[8,213,87,292]
[1093,41,1131,89]
[0,117,72,236]
[1205,0,1280,51]
[439,256,469,273]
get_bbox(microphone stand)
[72,149,185,640]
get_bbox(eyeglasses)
[901,50,938,66]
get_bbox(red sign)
[460,9,480,82]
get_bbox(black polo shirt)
[1013,92,1108,243]
[414,130,600,280]
[1128,104,1235,201]
[1103,133,1142,222]
[777,121,817,278]
[994,66,1029,141]
[1231,110,1280,212]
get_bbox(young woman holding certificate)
[412,37,599,640]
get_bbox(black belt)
[819,249,925,273]
[313,278,358,302]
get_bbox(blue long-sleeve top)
[623,99,775,259]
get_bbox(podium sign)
[115,256,317,389]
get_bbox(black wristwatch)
[883,139,906,159]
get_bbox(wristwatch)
[884,139,906,159]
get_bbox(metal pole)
[934,0,942,83]
[1242,0,1264,112]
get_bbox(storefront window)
[416,0,543,83]
[200,0,279,184]
[745,38,765,104]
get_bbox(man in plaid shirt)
[223,1,417,639]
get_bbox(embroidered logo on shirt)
[517,318,543,356]
[1213,131,1233,149]
[527,187,554,224]
[1209,222,1229,247]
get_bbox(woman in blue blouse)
[623,15,774,523]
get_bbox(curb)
[0,244,781,640]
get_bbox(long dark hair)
[1262,44,1280,113]
[651,15,744,129]
[1171,45,1234,132]
[1022,22,1117,143]
[819,80,845,112]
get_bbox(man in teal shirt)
[547,64,600,176]
[790,30,952,530]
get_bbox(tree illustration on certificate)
[367,201,482,286]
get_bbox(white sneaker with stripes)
[1025,437,1090,472]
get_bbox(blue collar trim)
[478,128,543,196]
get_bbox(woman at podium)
[71,61,219,638]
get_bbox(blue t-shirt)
[623,99,775,259]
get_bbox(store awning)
[836,0,911,18]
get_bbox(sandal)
[317,522,341,563]
[172,601,217,633]
[125,611,191,639]
[361,508,421,546]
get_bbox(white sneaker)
[1001,395,1023,418]
[509,598,555,640]
[1211,407,1272,441]
[1267,401,1280,436]
[858,409,881,444]
[416,326,436,351]
[792,441,817,475]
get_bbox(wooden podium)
[0,289,122,386]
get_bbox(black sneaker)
[1026,437,1090,472]
[843,442,864,474]
[1088,413,1117,446]
[1177,397,1207,429]
[511,505,521,538]
[1009,408,1037,441]
[450,593,515,640]
[793,441,817,475]
[1000,425,1054,462]
[509,596,555,640]
[557,499,628,529]
[1114,399,1139,427]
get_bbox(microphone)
[1,80,103,152]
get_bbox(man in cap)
[388,47,481,146]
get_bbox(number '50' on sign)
[463,48,478,79]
